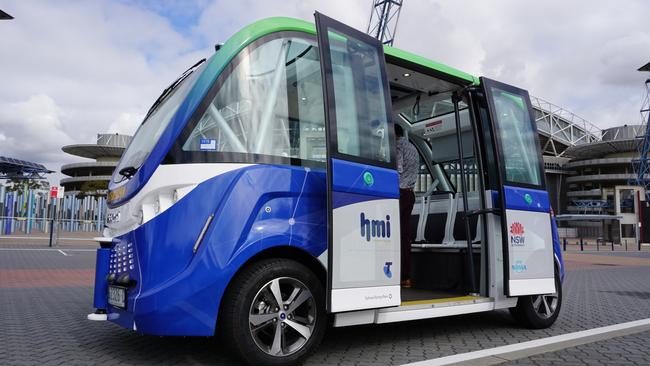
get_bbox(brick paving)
[0,247,649,365]
[504,330,650,366]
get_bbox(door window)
[326,29,392,163]
[489,87,542,186]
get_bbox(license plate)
[108,286,127,309]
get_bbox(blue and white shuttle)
[90,13,565,366]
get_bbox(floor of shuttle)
[400,287,472,304]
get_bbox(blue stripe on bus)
[331,158,399,199]
[332,191,387,209]
[503,185,550,213]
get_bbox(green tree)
[78,180,109,198]
[5,178,49,193]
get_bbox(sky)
[0,0,649,186]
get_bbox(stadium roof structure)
[0,156,53,180]
[61,143,126,160]
[563,125,643,160]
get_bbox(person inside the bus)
[395,124,419,288]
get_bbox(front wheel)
[510,271,562,329]
[219,258,327,365]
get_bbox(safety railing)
[0,216,103,235]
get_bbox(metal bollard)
[563,238,567,251]
[48,219,54,247]
[580,238,584,251]
[611,240,614,251]
[597,239,600,251]
[640,240,642,251]
[625,239,628,251]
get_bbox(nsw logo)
[510,222,525,246]
[360,213,391,242]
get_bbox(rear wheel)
[510,271,562,329]
[220,258,327,365]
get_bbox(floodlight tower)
[631,62,650,200]
[0,9,13,19]
[366,0,403,46]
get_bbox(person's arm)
[396,140,404,174]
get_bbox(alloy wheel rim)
[531,291,559,319]
[248,277,316,357]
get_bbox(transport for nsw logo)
[360,213,391,242]
[509,222,525,246]
[383,262,393,278]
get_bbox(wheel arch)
[237,245,327,284]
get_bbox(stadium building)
[60,134,131,196]
[561,125,647,244]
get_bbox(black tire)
[219,258,327,366]
[509,271,562,329]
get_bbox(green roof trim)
[195,17,316,94]
[383,46,479,85]
[201,17,479,88]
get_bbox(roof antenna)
[214,43,223,52]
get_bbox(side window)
[413,157,433,195]
[182,36,326,162]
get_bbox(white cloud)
[0,94,73,166]
[0,0,648,188]
[108,112,145,134]
[0,0,205,185]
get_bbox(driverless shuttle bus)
[92,13,564,365]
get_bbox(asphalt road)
[1,245,650,365]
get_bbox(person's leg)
[399,189,408,281]
[400,189,415,284]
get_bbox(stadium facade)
[60,134,131,196]
[526,97,647,245]
[560,125,648,244]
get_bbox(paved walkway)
[505,330,650,366]
[0,247,649,365]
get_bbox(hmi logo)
[360,213,391,242]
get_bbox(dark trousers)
[399,188,415,280]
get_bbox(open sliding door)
[315,12,401,313]
[481,77,556,297]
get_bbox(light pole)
[0,9,13,20]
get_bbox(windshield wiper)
[143,58,206,120]
[118,166,138,179]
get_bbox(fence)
[0,187,106,235]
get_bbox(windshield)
[113,63,205,183]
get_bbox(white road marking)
[57,249,69,256]
[0,248,95,252]
[403,318,650,366]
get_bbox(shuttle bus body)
[93,14,565,365]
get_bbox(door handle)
[465,208,501,217]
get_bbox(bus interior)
[385,61,487,305]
